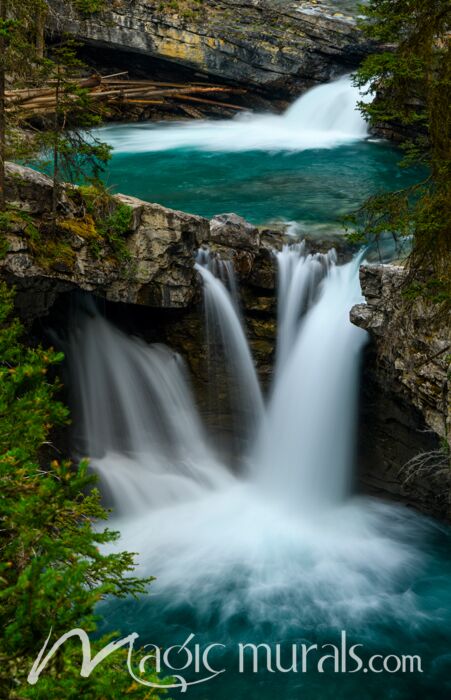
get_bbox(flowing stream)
[70,76,451,698]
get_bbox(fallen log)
[178,104,204,118]
[6,72,248,118]
[173,94,247,110]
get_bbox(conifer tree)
[0,0,49,210]
[38,38,111,223]
[353,0,450,312]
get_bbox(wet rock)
[5,162,74,215]
[1,164,285,320]
[352,264,450,441]
[210,213,259,250]
[1,164,206,318]
[1,164,360,324]
[351,264,451,520]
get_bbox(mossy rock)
[58,214,99,241]
[36,239,77,273]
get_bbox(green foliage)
[353,0,451,313]
[0,283,67,458]
[37,38,112,219]
[78,184,133,260]
[0,0,50,208]
[156,0,204,19]
[0,205,78,272]
[72,0,105,14]
[0,208,43,262]
[0,282,160,698]
[0,4,111,213]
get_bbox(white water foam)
[99,74,370,154]
[68,247,436,633]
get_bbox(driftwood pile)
[6,71,248,118]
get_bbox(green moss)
[36,239,77,272]
[157,0,204,19]
[0,206,80,272]
[72,0,105,15]
[0,208,41,259]
[0,237,9,261]
[58,213,98,240]
[1,185,133,271]
[78,185,133,262]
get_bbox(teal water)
[99,128,421,231]
[97,499,451,700]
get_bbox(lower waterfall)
[68,247,438,638]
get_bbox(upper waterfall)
[284,75,370,139]
[99,74,370,154]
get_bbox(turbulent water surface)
[70,250,451,700]
[68,76,451,699]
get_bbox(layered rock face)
[352,265,451,520]
[47,0,369,98]
[1,163,278,321]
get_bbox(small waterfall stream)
[70,313,231,514]
[195,261,264,445]
[255,248,367,508]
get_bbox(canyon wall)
[47,0,370,99]
[352,265,451,520]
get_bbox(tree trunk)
[51,66,60,226]
[36,6,46,59]
[0,0,7,211]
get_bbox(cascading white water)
[196,246,240,311]
[275,243,334,370]
[98,74,370,154]
[284,75,369,138]
[69,313,231,515]
[71,248,428,633]
[254,248,367,508]
[71,244,366,512]
[195,254,264,447]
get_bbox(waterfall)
[69,313,231,516]
[254,249,367,508]
[72,250,430,635]
[275,243,336,371]
[284,75,370,138]
[196,247,240,311]
[98,74,370,154]
[195,252,264,447]
[70,244,366,514]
